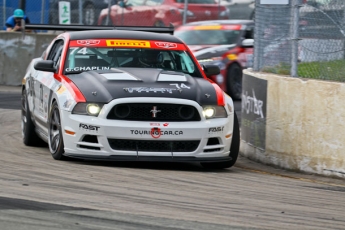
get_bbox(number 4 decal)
[170,83,190,89]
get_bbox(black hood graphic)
[67,68,219,105]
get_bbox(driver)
[138,49,164,68]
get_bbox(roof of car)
[67,30,182,43]
[180,20,254,26]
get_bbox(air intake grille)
[108,139,200,152]
[107,103,200,121]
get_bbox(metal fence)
[1,0,231,28]
[254,0,345,81]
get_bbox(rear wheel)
[226,64,243,100]
[48,101,66,160]
[201,112,240,169]
[21,89,45,146]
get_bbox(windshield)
[64,47,201,77]
[175,29,241,45]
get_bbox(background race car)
[174,20,254,100]
[21,26,240,169]
[98,0,230,27]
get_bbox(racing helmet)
[139,49,163,67]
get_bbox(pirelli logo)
[106,40,151,48]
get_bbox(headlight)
[202,106,227,119]
[72,103,104,116]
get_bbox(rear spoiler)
[24,24,175,34]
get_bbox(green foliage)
[261,60,345,82]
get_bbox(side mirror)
[203,64,220,77]
[34,60,56,72]
[241,39,254,48]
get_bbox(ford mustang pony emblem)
[123,87,176,93]
[150,106,161,118]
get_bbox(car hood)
[67,68,219,105]
[189,44,236,60]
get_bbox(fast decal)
[130,129,183,139]
[65,66,110,72]
[106,40,151,48]
[209,126,224,133]
[79,123,100,132]
[155,42,177,49]
[124,87,176,93]
[77,40,100,46]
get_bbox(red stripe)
[209,80,225,106]
[54,74,86,103]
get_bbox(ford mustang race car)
[21,25,240,169]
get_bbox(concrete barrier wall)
[241,69,345,178]
[0,32,55,85]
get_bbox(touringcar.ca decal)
[130,129,183,139]
[65,66,110,72]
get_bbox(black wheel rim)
[49,108,61,153]
[21,91,27,137]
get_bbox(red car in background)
[97,0,230,27]
[174,20,254,100]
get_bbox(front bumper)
[61,97,234,161]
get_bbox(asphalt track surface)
[0,86,345,230]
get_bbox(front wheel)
[201,112,240,169]
[48,101,66,160]
[226,64,243,100]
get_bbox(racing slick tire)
[21,89,46,146]
[48,101,66,160]
[226,63,243,100]
[201,112,240,169]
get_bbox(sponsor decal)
[150,123,160,126]
[124,87,176,94]
[150,106,161,118]
[163,123,169,127]
[63,99,74,109]
[151,127,161,139]
[57,85,66,95]
[106,40,150,48]
[209,126,224,133]
[65,66,110,72]
[170,83,190,90]
[77,40,100,46]
[79,123,100,132]
[130,129,183,139]
[155,42,177,49]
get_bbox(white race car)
[21,26,240,169]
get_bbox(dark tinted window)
[175,29,241,45]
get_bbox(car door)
[33,39,65,135]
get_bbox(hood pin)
[92,91,97,96]
[205,94,211,98]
